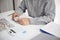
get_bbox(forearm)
[15,8,24,15]
[15,0,26,15]
[30,14,55,25]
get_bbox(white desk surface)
[0,10,44,40]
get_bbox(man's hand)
[12,13,20,21]
[12,13,30,25]
[18,18,30,25]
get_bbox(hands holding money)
[12,13,30,25]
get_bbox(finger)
[12,13,19,21]
[12,13,15,20]
[21,19,30,25]
[18,18,30,25]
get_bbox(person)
[12,0,55,25]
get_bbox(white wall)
[54,0,60,24]
[0,6,1,13]
[0,0,13,13]
[0,0,1,12]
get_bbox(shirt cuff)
[29,18,47,25]
[15,8,23,15]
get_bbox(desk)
[0,10,44,40]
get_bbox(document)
[40,22,60,38]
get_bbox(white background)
[54,0,60,25]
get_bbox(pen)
[10,29,16,33]
[8,14,13,16]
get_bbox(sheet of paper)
[40,22,60,38]
[0,18,14,31]
[0,11,43,40]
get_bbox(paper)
[0,18,14,31]
[40,22,60,38]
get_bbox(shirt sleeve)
[30,0,55,25]
[15,0,27,15]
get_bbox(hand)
[18,18,30,25]
[12,13,20,21]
